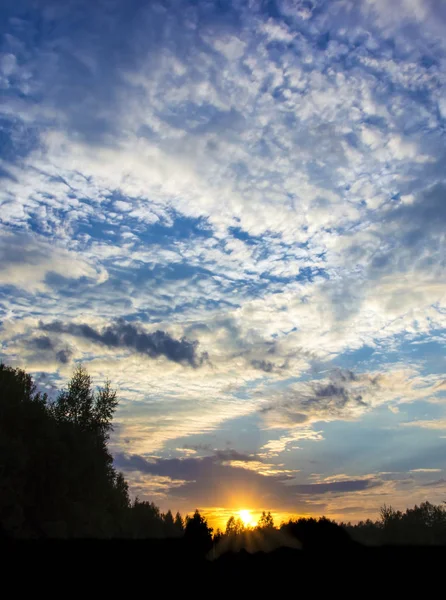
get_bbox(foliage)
[0,362,189,540]
[225,515,245,536]
[184,509,213,552]
[174,511,184,536]
[258,511,275,529]
[344,501,446,545]
[0,363,129,538]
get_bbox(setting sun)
[239,509,255,527]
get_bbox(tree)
[213,528,223,543]
[225,515,236,536]
[93,379,119,439]
[129,499,164,538]
[225,515,245,535]
[162,509,176,537]
[174,511,184,536]
[0,362,129,538]
[52,364,94,429]
[52,364,118,439]
[379,504,402,527]
[184,509,213,553]
[0,363,51,537]
[258,511,274,529]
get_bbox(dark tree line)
[0,362,127,538]
[1,362,445,548]
[341,502,446,546]
[217,504,446,549]
[0,363,198,540]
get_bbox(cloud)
[410,468,442,473]
[291,480,378,495]
[424,478,446,487]
[259,369,380,430]
[40,319,206,367]
[260,429,324,456]
[27,335,73,365]
[181,445,263,464]
[55,349,72,364]
[114,452,381,511]
[213,449,260,463]
[0,230,107,293]
[402,419,446,430]
[31,336,55,351]
[251,359,275,373]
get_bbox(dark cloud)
[309,382,368,409]
[185,443,213,452]
[40,319,206,367]
[292,480,376,495]
[251,359,275,373]
[182,445,260,462]
[388,183,446,241]
[213,449,260,463]
[114,453,381,510]
[31,336,55,351]
[56,349,72,364]
[29,335,72,364]
[335,369,359,383]
[260,369,378,426]
[0,231,51,270]
[424,478,446,487]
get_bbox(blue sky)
[1,0,446,527]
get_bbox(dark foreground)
[5,539,446,575]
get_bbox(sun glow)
[239,509,255,527]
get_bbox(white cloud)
[0,230,108,293]
[402,419,446,430]
[260,429,324,456]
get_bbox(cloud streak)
[40,320,206,367]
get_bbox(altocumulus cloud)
[40,320,206,367]
[29,335,73,364]
[259,369,380,429]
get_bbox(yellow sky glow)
[239,509,255,527]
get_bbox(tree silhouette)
[258,511,274,529]
[130,498,164,538]
[282,516,353,550]
[0,363,128,538]
[213,527,223,543]
[163,509,176,537]
[225,515,236,535]
[174,511,184,536]
[184,509,213,553]
[52,364,118,438]
[225,515,245,536]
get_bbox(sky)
[1,0,445,529]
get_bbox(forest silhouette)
[1,362,446,561]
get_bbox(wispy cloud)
[402,419,446,430]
